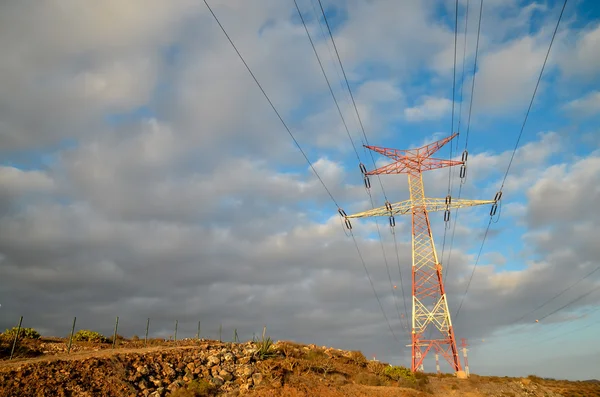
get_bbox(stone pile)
[0,341,287,396]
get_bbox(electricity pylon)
[344,133,495,373]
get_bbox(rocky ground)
[1,337,599,397]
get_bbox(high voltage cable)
[294,0,409,335]
[292,0,361,163]
[537,283,600,322]
[499,0,568,190]
[454,0,567,320]
[444,0,483,285]
[203,0,400,343]
[510,265,600,325]
[202,0,338,208]
[316,0,389,202]
[502,289,600,354]
[349,230,401,343]
[392,227,411,331]
[440,0,463,283]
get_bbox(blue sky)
[0,0,599,381]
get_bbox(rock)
[153,387,165,397]
[167,380,184,391]
[212,376,225,386]
[138,379,149,390]
[220,370,233,382]
[207,355,221,366]
[224,353,234,363]
[186,362,195,371]
[252,373,263,386]
[137,366,149,375]
[238,356,252,365]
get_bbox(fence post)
[233,328,239,343]
[112,316,119,349]
[9,316,23,360]
[174,320,178,343]
[197,321,201,341]
[145,318,150,347]
[67,317,77,354]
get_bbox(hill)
[1,336,599,397]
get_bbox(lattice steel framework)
[345,133,495,373]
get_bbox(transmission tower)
[343,133,495,373]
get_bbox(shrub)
[305,348,327,361]
[348,350,368,366]
[131,335,140,341]
[187,379,216,396]
[72,330,108,343]
[355,372,382,386]
[254,334,276,360]
[384,365,415,382]
[3,327,40,340]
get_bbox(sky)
[0,0,599,381]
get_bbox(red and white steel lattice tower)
[344,133,495,373]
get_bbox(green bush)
[255,335,276,360]
[3,327,40,340]
[187,379,216,396]
[384,365,415,382]
[72,330,108,343]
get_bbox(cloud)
[563,91,600,117]
[404,96,452,121]
[473,35,548,113]
[0,0,599,380]
[559,22,600,78]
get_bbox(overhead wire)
[314,0,412,333]
[443,0,481,285]
[316,0,389,203]
[292,0,361,163]
[433,0,460,344]
[454,0,568,320]
[501,287,600,354]
[293,0,409,335]
[204,0,400,343]
[509,264,600,325]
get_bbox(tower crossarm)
[364,132,459,162]
[366,158,463,175]
[345,198,496,219]
[416,133,458,159]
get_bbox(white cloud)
[404,96,452,121]
[563,91,600,117]
[559,22,600,78]
[473,35,548,112]
[1,0,599,380]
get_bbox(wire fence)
[1,315,256,361]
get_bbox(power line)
[444,0,483,286]
[502,288,600,354]
[392,226,411,331]
[292,0,361,163]
[316,0,390,203]
[454,0,567,320]
[203,0,338,208]
[203,0,400,343]
[499,0,568,191]
[510,265,600,325]
[440,0,464,283]
[538,283,600,322]
[349,230,401,343]
[294,0,409,335]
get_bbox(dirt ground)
[1,337,598,397]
